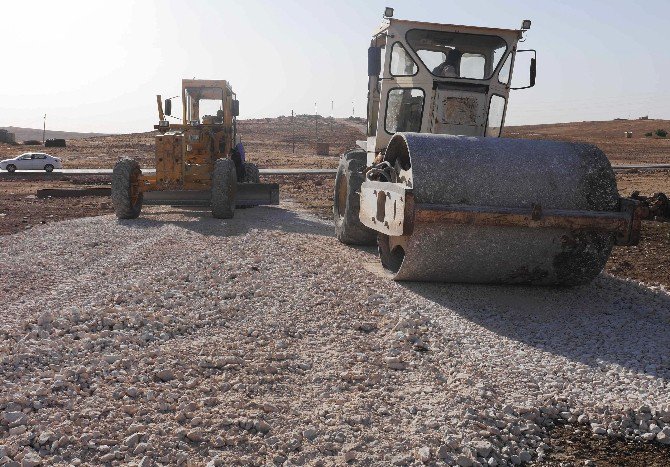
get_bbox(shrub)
[23,140,42,145]
[645,132,653,137]
[655,129,668,138]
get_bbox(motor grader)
[334,8,668,285]
[111,79,278,219]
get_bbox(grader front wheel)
[111,158,143,219]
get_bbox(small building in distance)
[0,129,16,144]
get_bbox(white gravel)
[1,204,670,466]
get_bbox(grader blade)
[143,183,280,207]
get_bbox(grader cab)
[111,79,278,219]
[334,9,668,286]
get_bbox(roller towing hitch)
[629,192,670,223]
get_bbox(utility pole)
[330,100,334,136]
[352,101,355,118]
[43,114,46,144]
[291,109,295,154]
[314,102,318,149]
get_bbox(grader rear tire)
[236,162,261,209]
[334,149,376,245]
[211,159,237,219]
[243,162,260,183]
[111,158,143,219]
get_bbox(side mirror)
[368,46,382,77]
[164,99,172,116]
[232,100,240,117]
[530,57,536,87]
[511,49,537,90]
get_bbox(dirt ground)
[0,116,362,170]
[539,423,670,466]
[503,119,670,165]
[0,178,113,236]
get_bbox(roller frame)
[360,180,643,247]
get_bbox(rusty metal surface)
[629,192,670,222]
[155,133,184,186]
[359,181,412,236]
[381,133,620,285]
[414,203,640,246]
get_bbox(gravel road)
[1,204,670,466]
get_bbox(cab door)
[484,49,515,137]
[374,41,426,153]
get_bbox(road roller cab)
[334,9,667,286]
[364,11,535,163]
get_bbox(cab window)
[498,53,513,84]
[460,54,486,79]
[389,42,417,76]
[486,95,506,137]
[385,88,424,134]
[406,29,507,80]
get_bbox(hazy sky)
[1,0,668,133]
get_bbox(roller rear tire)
[334,149,376,245]
[243,162,260,183]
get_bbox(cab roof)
[375,18,524,39]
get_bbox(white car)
[0,153,63,172]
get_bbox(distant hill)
[504,118,670,165]
[504,118,670,140]
[1,118,668,167]
[0,126,110,142]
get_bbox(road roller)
[334,9,668,285]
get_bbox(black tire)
[237,162,261,209]
[6,164,16,173]
[242,162,260,183]
[211,159,237,219]
[334,149,376,245]
[44,164,54,173]
[111,158,143,219]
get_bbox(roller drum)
[380,133,619,285]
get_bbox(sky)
[1,0,668,133]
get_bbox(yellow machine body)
[142,79,237,193]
